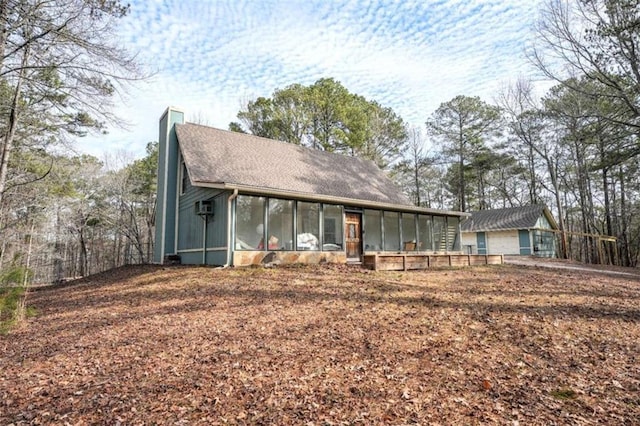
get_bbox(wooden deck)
[363,253,504,271]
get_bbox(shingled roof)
[175,123,416,208]
[460,205,557,232]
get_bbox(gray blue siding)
[177,178,229,265]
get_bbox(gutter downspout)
[222,189,239,268]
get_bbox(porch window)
[401,213,417,251]
[363,209,382,251]
[433,216,445,251]
[296,202,320,250]
[447,217,461,251]
[267,199,293,250]
[235,195,265,250]
[418,215,433,251]
[383,211,400,251]
[323,204,343,251]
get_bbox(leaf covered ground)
[1,263,639,425]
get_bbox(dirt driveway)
[504,255,640,278]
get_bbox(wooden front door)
[345,213,362,261]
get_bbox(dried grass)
[1,263,639,424]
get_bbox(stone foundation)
[233,250,347,267]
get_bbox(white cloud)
[75,0,546,159]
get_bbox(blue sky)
[78,0,545,159]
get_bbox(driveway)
[503,255,640,279]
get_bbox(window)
[401,213,417,250]
[323,204,343,251]
[383,211,400,251]
[418,215,432,251]
[297,202,320,250]
[180,161,188,195]
[447,217,461,251]
[266,199,293,250]
[363,210,382,251]
[235,195,265,250]
[533,230,556,257]
[433,216,445,251]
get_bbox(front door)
[476,232,487,255]
[345,213,362,261]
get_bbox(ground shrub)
[0,264,33,333]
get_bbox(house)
[460,205,559,257]
[154,107,469,267]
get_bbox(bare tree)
[0,0,145,207]
[391,127,433,206]
[530,0,640,133]
[497,78,572,257]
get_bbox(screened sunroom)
[230,193,463,266]
[233,195,344,252]
[362,210,461,253]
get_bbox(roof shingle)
[461,205,556,232]
[176,123,413,206]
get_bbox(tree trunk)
[16,221,35,322]
[546,148,567,259]
[618,166,631,266]
[528,145,537,204]
[146,198,156,263]
[601,166,614,264]
[0,46,29,208]
[0,0,8,68]
[574,137,597,263]
[53,206,64,283]
[79,228,87,277]
[413,159,421,207]
[459,136,466,212]
[599,131,614,264]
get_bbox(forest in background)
[227,1,640,268]
[0,0,639,306]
